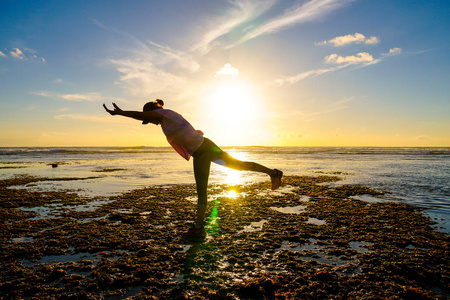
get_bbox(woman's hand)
[103,103,123,115]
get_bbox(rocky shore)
[1,175,449,299]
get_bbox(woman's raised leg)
[214,151,283,190]
[214,152,272,175]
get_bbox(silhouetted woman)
[103,99,283,238]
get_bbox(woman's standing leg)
[185,138,282,237]
[193,151,212,227]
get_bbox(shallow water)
[2,168,448,299]
[270,205,307,214]
[1,146,449,233]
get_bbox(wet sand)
[1,175,449,299]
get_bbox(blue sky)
[1,0,449,147]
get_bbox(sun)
[210,81,253,121]
[199,65,266,145]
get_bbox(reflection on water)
[307,218,326,225]
[184,189,244,203]
[223,169,242,185]
[239,220,268,233]
[227,190,237,198]
[270,205,307,214]
[349,241,372,254]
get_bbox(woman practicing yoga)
[103,99,283,238]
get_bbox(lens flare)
[205,199,220,236]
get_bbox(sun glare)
[210,82,253,121]
[199,65,266,145]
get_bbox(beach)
[3,0,449,298]
[1,147,449,299]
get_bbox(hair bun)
[155,99,164,107]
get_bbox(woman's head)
[143,99,164,112]
[142,99,164,125]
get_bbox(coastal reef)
[1,175,449,299]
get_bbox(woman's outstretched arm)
[103,103,162,123]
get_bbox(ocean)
[1,146,449,233]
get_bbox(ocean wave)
[225,147,450,156]
[1,147,449,157]
[0,147,174,156]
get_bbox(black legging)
[192,138,271,206]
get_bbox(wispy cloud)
[10,48,25,59]
[234,0,355,46]
[275,55,379,86]
[110,48,190,98]
[93,18,192,97]
[60,93,102,102]
[189,0,356,53]
[275,64,347,86]
[316,32,379,46]
[191,0,277,54]
[330,96,363,111]
[276,96,360,123]
[32,91,126,103]
[149,42,200,72]
[54,113,122,123]
[276,40,402,86]
[382,47,402,56]
[1,47,45,62]
[325,52,375,64]
[33,91,99,102]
